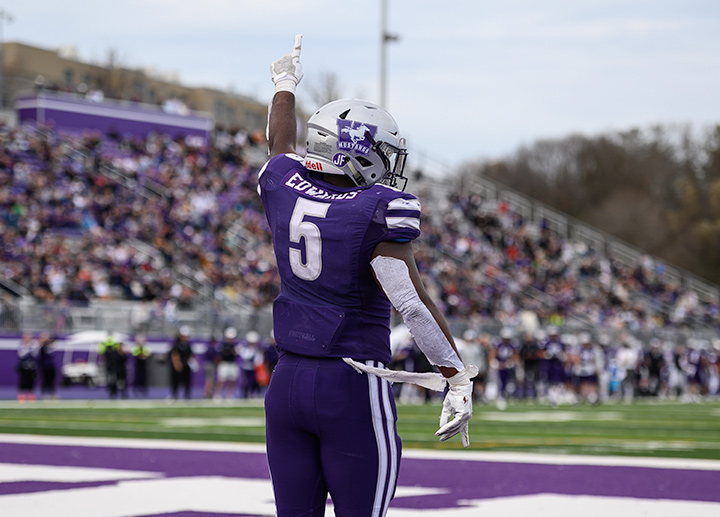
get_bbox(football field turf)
[2,398,720,516]
[1,398,719,460]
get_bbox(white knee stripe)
[368,362,387,516]
[380,372,398,515]
[367,360,397,516]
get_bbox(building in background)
[0,41,268,133]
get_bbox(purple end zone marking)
[1,442,719,510]
[0,443,270,481]
[136,513,257,517]
[0,480,118,496]
[398,458,720,508]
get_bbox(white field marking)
[0,420,267,437]
[616,440,713,451]
[0,433,268,454]
[0,475,447,517]
[2,433,720,471]
[397,431,720,453]
[402,448,720,471]
[477,411,622,422]
[2,476,719,517]
[0,463,161,483]
[388,494,720,517]
[0,476,276,517]
[160,417,265,427]
[519,442,720,456]
[0,399,266,409]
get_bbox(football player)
[571,332,602,404]
[489,328,519,408]
[260,35,476,516]
[539,325,567,406]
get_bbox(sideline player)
[259,35,477,516]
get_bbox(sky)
[2,0,720,176]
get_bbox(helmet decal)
[337,119,377,157]
[312,141,333,155]
[332,153,347,167]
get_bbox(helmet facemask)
[364,130,408,191]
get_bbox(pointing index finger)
[291,34,302,58]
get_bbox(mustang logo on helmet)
[337,120,377,156]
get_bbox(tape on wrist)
[447,365,479,387]
[274,79,297,94]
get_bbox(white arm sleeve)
[371,255,464,371]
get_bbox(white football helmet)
[304,99,408,189]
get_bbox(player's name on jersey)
[285,171,360,200]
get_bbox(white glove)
[435,367,474,448]
[270,34,303,94]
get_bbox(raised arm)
[268,34,303,157]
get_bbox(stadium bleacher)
[0,107,718,400]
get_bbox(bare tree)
[463,123,720,283]
[302,71,342,109]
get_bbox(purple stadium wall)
[15,92,213,143]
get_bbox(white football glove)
[435,367,474,448]
[270,34,303,94]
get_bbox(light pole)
[379,0,399,108]
[0,9,13,109]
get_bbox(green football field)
[2,399,719,461]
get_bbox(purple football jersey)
[258,153,421,364]
[495,340,517,370]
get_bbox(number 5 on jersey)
[289,198,330,281]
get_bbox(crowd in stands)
[416,191,720,334]
[0,123,277,313]
[1,123,719,355]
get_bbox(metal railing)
[0,297,273,339]
[469,176,720,304]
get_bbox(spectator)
[215,327,239,400]
[519,330,542,400]
[115,340,130,399]
[169,325,194,400]
[37,333,58,400]
[238,330,261,399]
[202,336,219,399]
[131,334,152,397]
[570,332,602,404]
[1,294,20,330]
[489,328,520,408]
[615,341,639,403]
[642,338,666,397]
[99,333,128,399]
[16,333,38,402]
[461,329,489,403]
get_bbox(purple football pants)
[265,352,401,516]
